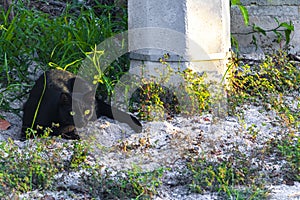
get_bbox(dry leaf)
[0,119,11,130]
[203,117,211,122]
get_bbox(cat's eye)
[84,109,91,115]
[70,111,76,116]
[52,122,60,128]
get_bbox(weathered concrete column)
[128,0,230,81]
[127,0,230,116]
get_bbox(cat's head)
[58,91,95,128]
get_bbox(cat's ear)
[67,78,76,92]
[69,77,91,93]
[59,93,71,105]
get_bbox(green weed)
[0,138,63,197]
[128,54,212,121]
[82,164,166,199]
[227,50,299,128]
[278,135,300,181]
[187,156,268,199]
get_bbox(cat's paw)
[60,125,80,140]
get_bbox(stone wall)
[231,0,300,56]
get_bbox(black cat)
[21,69,142,140]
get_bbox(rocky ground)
[0,99,299,199]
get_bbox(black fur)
[21,69,142,140]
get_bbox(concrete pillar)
[128,0,230,81]
[127,0,231,117]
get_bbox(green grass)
[0,0,128,112]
